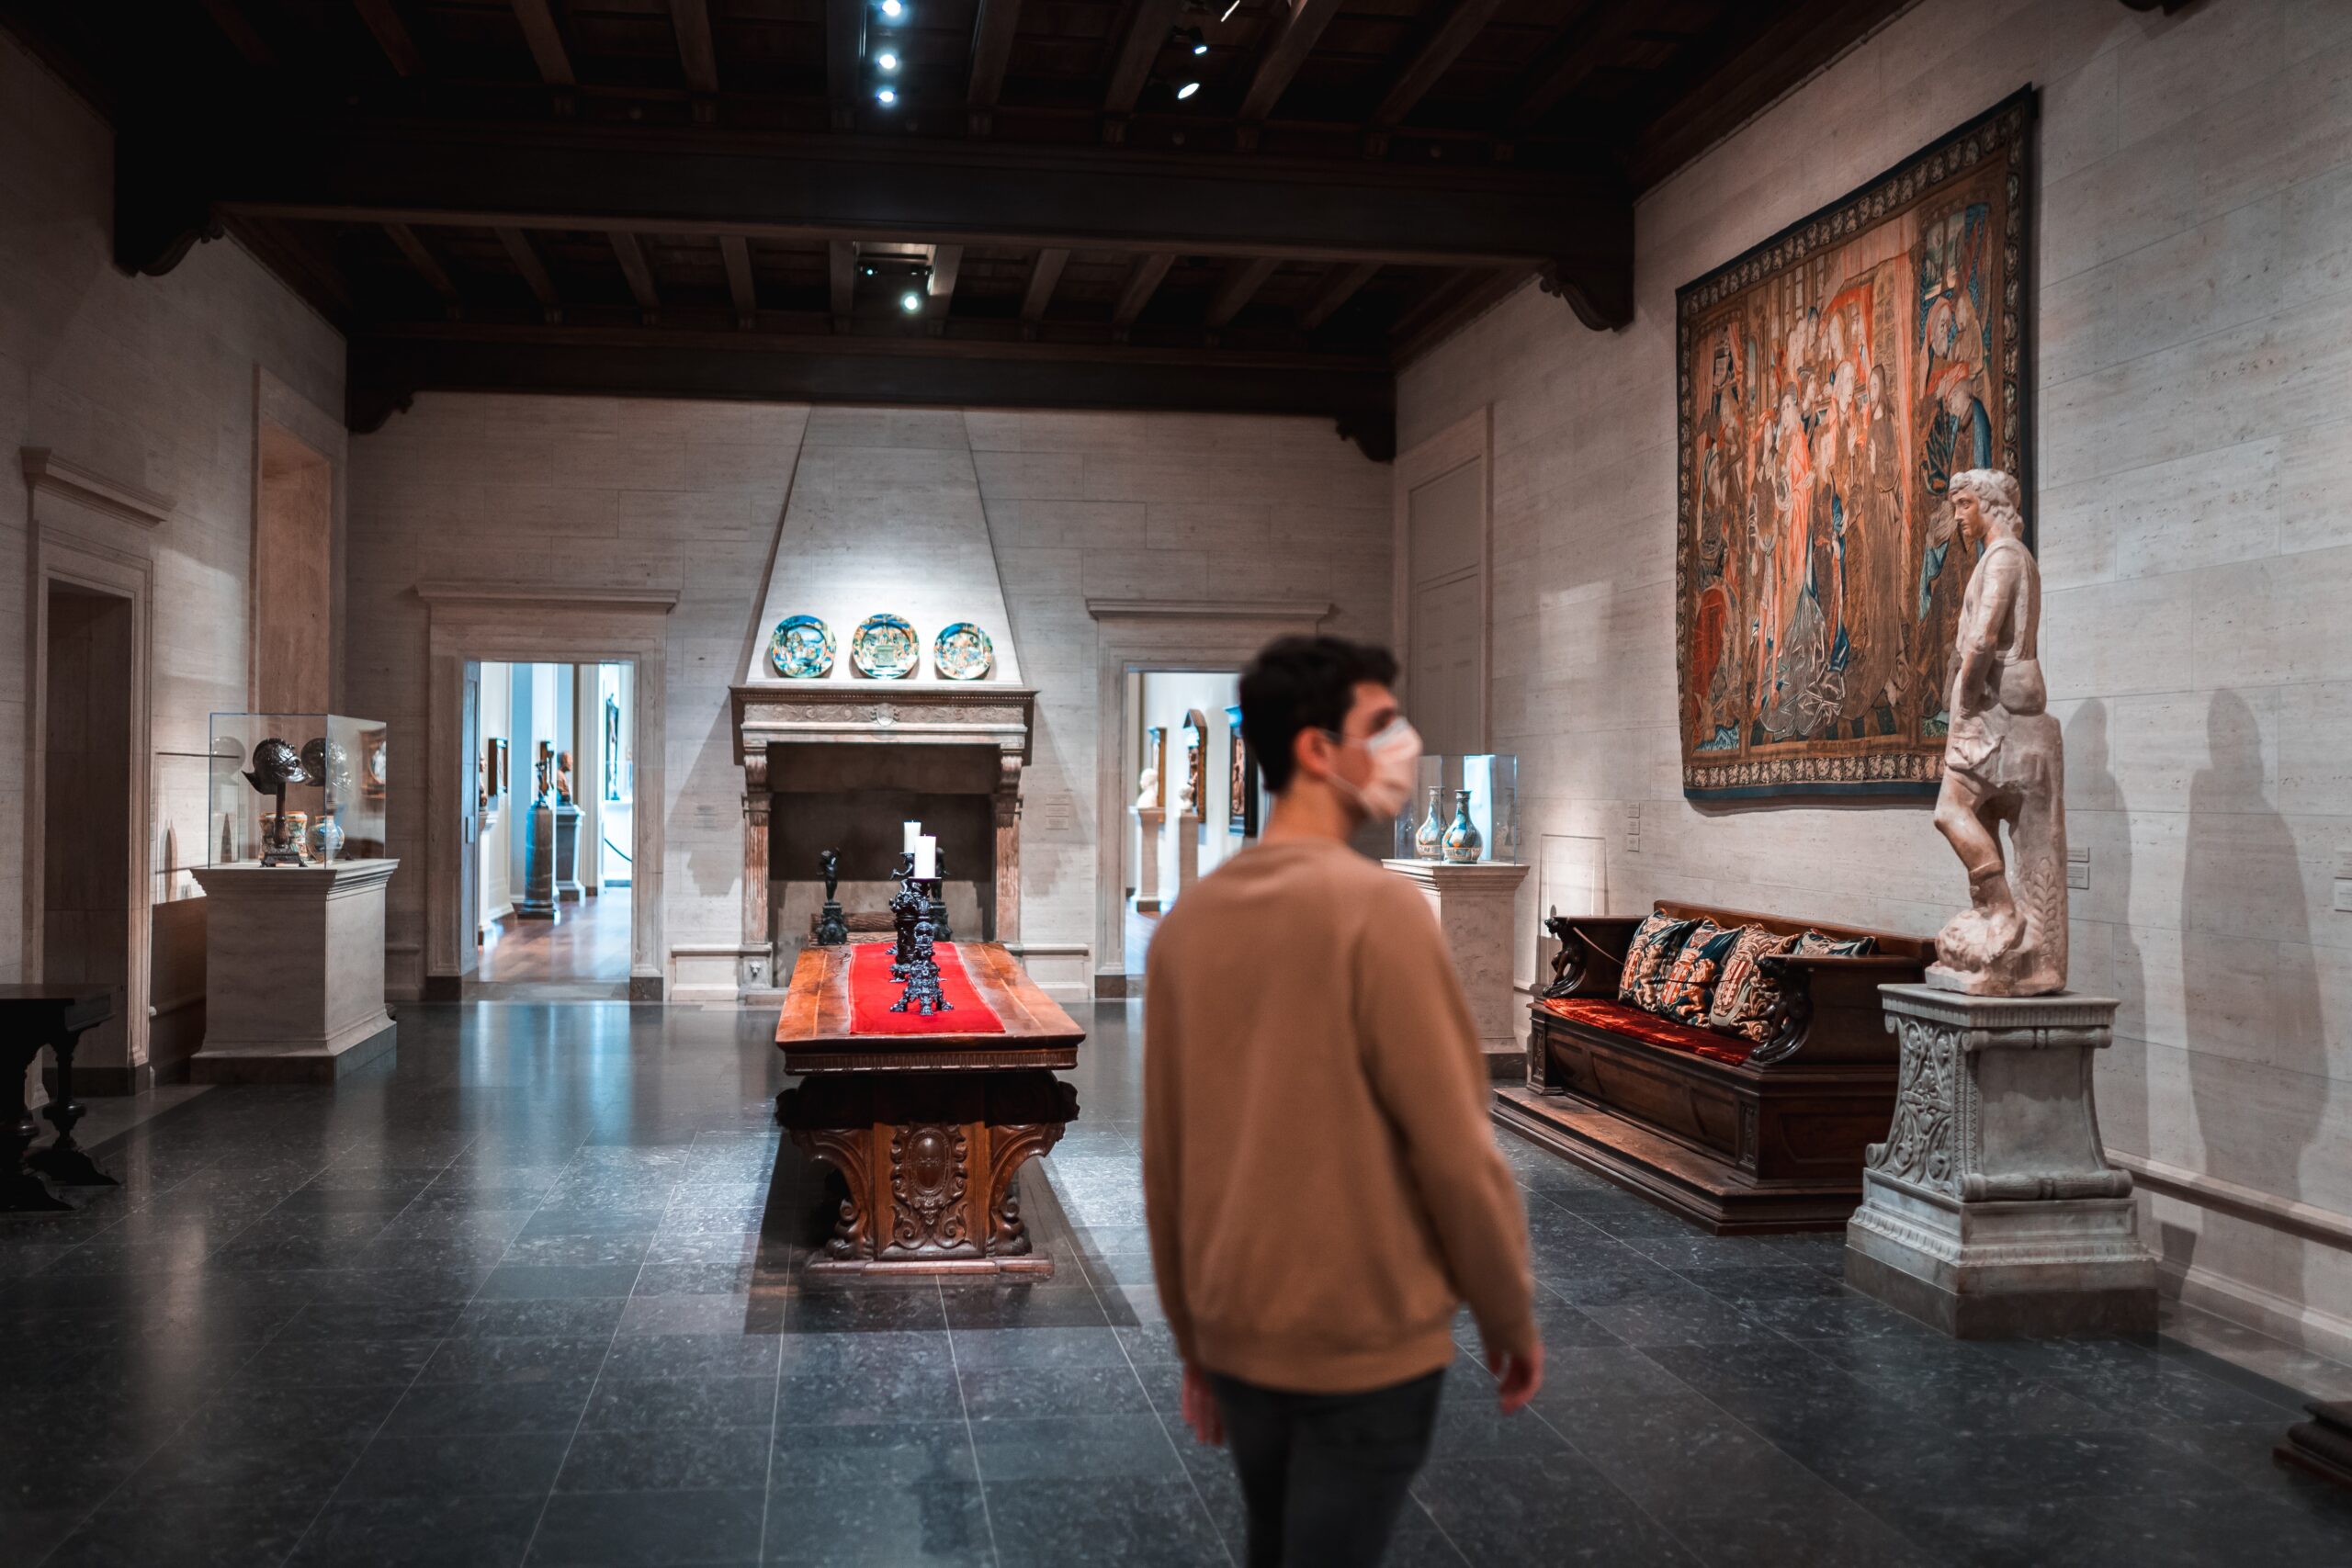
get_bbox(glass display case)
[209,713,390,866]
[1394,753,1519,864]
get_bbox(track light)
[1172,25,1207,55]
[900,289,923,313]
[1175,79,1201,100]
[878,0,903,17]
[1217,0,1240,19]
[876,50,899,70]
[876,85,897,105]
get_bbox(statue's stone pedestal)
[1174,811,1201,899]
[1845,986,2156,1337]
[518,802,558,919]
[187,861,400,1084]
[553,802,583,903]
[1132,807,1164,914]
[1382,859,1532,1080]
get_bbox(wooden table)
[0,985,117,1213]
[774,942,1082,1277]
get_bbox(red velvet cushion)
[1538,996,1754,1065]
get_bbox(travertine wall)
[345,399,1389,995]
[1398,0,2352,1354]
[0,35,345,1077]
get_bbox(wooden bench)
[1493,901,1929,1234]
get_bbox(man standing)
[1143,636,1542,1567]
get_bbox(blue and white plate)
[933,622,995,681]
[851,614,919,680]
[769,615,835,679]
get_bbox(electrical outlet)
[1626,834,1642,855]
[2066,845,2089,890]
[2335,881,2352,914]
[2336,849,2352,880]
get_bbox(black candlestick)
[814,849,848,946]
[927,848,953,943]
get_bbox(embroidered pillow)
[1707,925,1802,1044]
[1617,913,1702,1013]
[1797,931,1878,959]
[1657,921,1741,1025]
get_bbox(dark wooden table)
[774,942,1082,1277]
[0,985,117,1213]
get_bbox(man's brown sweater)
[1142,836,1536,1393]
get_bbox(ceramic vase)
[1442,789,1483,863]
[311,817,345,863]
[1414,787,1445,860]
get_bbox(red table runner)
[847,941,1006,1036]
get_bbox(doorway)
[1119,668,1249,975]
[468,658,636,1000]
[40,584,137,1072]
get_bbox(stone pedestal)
[1174,811,1201,899]
[187,861,400,1085]
[553,802,583,903]
[518,802,558,919]
[1132,806,1165,913]
[1845,986,2156,1337]
[1383,860,1532,1080]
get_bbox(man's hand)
[1180,1362,1226,1446]
[1488,1340,1544,1415]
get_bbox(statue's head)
[1949,468,2022,547]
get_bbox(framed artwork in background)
[1675,89,2035,801]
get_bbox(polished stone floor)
[6,999,2351,1567]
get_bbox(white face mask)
[1322,716,1423,822]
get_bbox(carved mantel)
[730,682,1036,994]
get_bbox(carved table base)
[778,1068,1078,1277]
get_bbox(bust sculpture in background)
[1135,764,1159,811]
[1928,468,2066,996]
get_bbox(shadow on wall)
[2181,688,2324,1308]
[2067,698,2147,1167]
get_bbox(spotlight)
[900,289,923,313]
[1217,0,1239,19]
[876,50,899,70]
[876,85,897,105]
[1175,79,1200,100]
[878,0,903,17]
[1172,25,1207,55]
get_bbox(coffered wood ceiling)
[3,0,1910,457]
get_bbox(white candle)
[903,819,922,857]
[914,835,936,879]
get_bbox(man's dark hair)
[1238,636,1399,795]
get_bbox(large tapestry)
[1675,90,2035,800]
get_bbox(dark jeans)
[1205,1367,1447,1568]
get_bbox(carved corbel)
[1745,953,1815,1066]
[1537,257,1634,333]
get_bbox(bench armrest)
[1748,951,1929,1065]
[1541,913,1644,999]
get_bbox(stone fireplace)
[726,414,1033,999]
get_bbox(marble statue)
[1134,765,1159,811]
[1928,468,2066,996]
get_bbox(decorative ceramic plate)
[933,622,995,682]
[850,613,919,679]
[769,614,835,679]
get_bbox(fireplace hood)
[730,415,1036,985]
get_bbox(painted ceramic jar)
[1442,789,1483,863]
[1413,786,1445,861]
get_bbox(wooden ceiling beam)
[496,225,562,321]
[1237,0,1346,141]
[927,243,964,318]
[354,0,424,77]
[1624,0,1911,189]
[347,324,1399,458]
[719,234,758,327]
[1297,261,1378,331]
[1204,255,1277,329]
[384,221,460,308]
[1111,252,1176,336]
[610,231,661,320]
[967,0,1023,135]
[172,118,1630,280]
[828,0,865,130]
[828,239,857,331]
[1102,0,1188,141]
[197,0,275,69]
[1019,247,1069,335]
[1368,0,1509,137]
[670,0,720,98]
[509,0,575,87]
[1507,0,1621,134]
